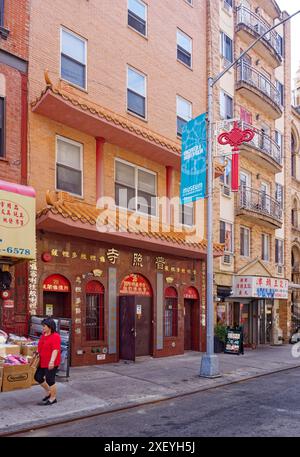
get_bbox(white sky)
[276,0,300,88]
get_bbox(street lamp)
[200,8,300,378]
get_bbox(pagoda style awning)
[36,191,224,260]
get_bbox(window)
[177,29,192,68]
[278,35,284,57]
[275,239,284,266]
[164,287,178,337]
[180,202,194,226]
[275,183,283,209]
[240,227,250,257]
[115,160,156,215]
[0,0,4,27]
[127,67,146,118]
[61,28,86,89]
[261,234,270,262]
[292,200,298,227]
[275,130,283,159]
[224,0,233,6]
[86,281,104,341]
[128,0,147,36]
[276,80,284,106]
[186,0,193,4]
[0,97,4,157]
[220,91,233,119]
[219,158,231,188]
[56,136,83,196]
[220,32,233,63]
[292,133,297,178]
[240,106,252,124]
[220,221,233,253]
[176,96,192,137]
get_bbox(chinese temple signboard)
[120,274,152,296]
[43,274,70,292]
[0,181,36,261]
[232,276,289,299]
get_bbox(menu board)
[224,327,243,355]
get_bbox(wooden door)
[43,292,71,318]
[184,300,192,350]
[119,296,136,361]
[135,296,152,357]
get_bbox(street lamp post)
[200,8,300,378]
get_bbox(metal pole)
[199,77,220,377]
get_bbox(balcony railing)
[238,187,282,222]
[236,5,282,59]
[239,121,282,166]
[237,61,281,108]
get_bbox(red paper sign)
[3,299,14,308]
[43,274,70,292]
[120,274,152,296]
[184,286,199,300]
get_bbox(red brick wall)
[1,0,30,60]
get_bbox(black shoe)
[42,394,51,402]
[44,399,57,406]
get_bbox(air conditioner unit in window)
[222,185,231,197]
[277,265,283,275]
[223,254,232,265]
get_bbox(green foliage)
[215,323,227,343]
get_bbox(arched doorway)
[119,274,153,361]
[164,287,178,338]
[183,286,199,351]
[85,281,105,342]
[43,274,71,318]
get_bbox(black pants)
[34,367,58,386]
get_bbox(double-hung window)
[240,227,250,257]
[56,136,83,197]
[128,0,147,36]
[180,202,194,226]
[176,96,192,137]
[0,97,4,157]
[275,183,283,209]
[275,130,283,162]
[275,239,284,266]
[177,29,192,68]
[261,233,270,262]
[220,91,233,119]
[61,28,87,89]
[127,67,146,119]
[220,221,233,253]
[220,32,233,64]
[220,158,231,189]
[276,80,284,106]
[115,160,156,216]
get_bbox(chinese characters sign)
[0,189,36,260]
[120,274,152,296]
[232,276,289,299]
[43,274,70,292]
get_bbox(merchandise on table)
[0,330,8,344]
[0,343,21,357]
[1,355,29,365]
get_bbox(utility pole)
[200,8,300,378]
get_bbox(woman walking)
[34,318,61,405]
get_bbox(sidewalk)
[0,345,299,435]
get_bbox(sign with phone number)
[0,247,31,256]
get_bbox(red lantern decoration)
[217,121,255,191]
[0,290,12,300]
[42,252,52,262]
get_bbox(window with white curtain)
[56,136,83,196]
[240,226,250,257]
[220,91,233,119]
[261,233,270,262]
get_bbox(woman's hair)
[41,318,57,334]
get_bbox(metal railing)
[239,121,282,165]
[238,186,282,221]
[237,61,281,107]
[236,5,282,58]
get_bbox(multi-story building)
[0,0,36,335]
[290,65,300,335]
[27,0,224,366]
[210,0,292,346]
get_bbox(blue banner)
[180,113,207,204]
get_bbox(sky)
[276,0,300,88]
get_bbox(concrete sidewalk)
[0,345,299,435]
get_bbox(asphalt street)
[11,367,300,437]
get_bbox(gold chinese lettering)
[107,248,119,264]
[133,253,143,267]
[62,251,70,258]
[155,257,166,270]
[51,249,59,257]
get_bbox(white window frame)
[275,238,284,266]
[177,28,193,69]
[127,0,148,37]
[220,31,233,64]
[240,226,250,258]
[126,65,147,120]
[176,95,192,137]
[180,201,194,227]
[114,158,157,216]
[60,27,87,91]
[220,90,233,120]
[55,135,84,198]
[220,220,233,254]
[262,233,270,262]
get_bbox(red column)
[95,137,105,202]
[166,166,173,224]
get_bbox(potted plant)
[214,323,227,353]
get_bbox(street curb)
[1,362,300,436]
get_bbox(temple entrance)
[43,274,71,318]
[184,286,199,351]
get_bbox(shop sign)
[232,276,289,299]
[0,187,36,260]
[3,299,14,308]
[43,274,70,292]
[120,274,152,296]
[45,304,53,315]
[184,287,199,300]
[224,328,243,355]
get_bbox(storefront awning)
[36,191,224,260]
[0,180,36,263]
